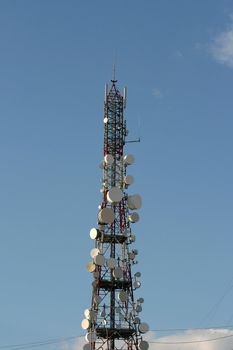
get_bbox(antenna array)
[82,80,149,350]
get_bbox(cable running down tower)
[82,79,149,350]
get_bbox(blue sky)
[1,0,233,348]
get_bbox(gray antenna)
[112,51,117,83]
[113,63,116,81]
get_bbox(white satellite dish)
[98,208,115,224]
[129,212,140,223]
[81,319,90,330]
[124,175,134,185]
[118,290,128,302]
[139,340,149,350]
[86,262,96,273]
[123,154,135,165]
[85,332,97,343]
[107,258,116,269]
[127,194,142,210]
[138,322,149,334]
[104,154,114,166]
[89,228,101,240]
[107,187,123,204]
[113,267,123,279]
[94,254,105,266]
[90,248,100,258]
[103,117,108,123]
[84,309,90,319]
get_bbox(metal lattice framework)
[82,80,149,350]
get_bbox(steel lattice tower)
[82,79,149,350]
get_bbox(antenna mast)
[82,80,149,350]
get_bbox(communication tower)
[82,79,149,350]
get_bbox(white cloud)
[63,328,233,350]
[145,328,233,350]
[152,88,163,99]
[211,16,233,68]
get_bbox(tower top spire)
[111,62,117,84]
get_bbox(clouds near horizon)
[70,328,233,350]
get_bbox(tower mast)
[82,79,149,350]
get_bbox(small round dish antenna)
[104,154,114,166]
[138,322,149,334]
[113,267,123,279]
[129,234,136,242]
[85,331,97,343]
[84,309,90,319]
[134,316,141,324]
[86,262,96,273]
[127,194,142,210]
[94,254,105,266]
[123,154,135,165]
[137,297,144,304]
[136,305,142,313]
[124,175,134,185]
[118,290,128,302]
[90,228,101,240]
[133,280,141,289]
[98,208,115,224]
[107,258,116,269]
[129,212,140,223]
[139,340,149,350]
[90,248,100,258]
[81,319,90,330]
[128,252,135,260]
[107,187,123,204]
[134,272,141,277]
